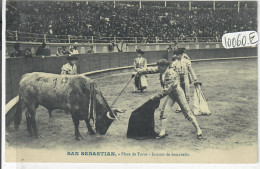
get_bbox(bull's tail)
[14,96,22,129]
[14,73,28,129]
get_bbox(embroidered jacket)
[171,58,197,81]
[134,57,147,71]
[61,63,77,75]
[137,67,179,98]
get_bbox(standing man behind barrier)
[10,43,24,57]
[171,48,197,113]
[136,59,203,139]
[133,49,148,92]
[87,46,94,54]
[36,42,51,56]
[61,56,78,75]
[166,45,173,61]
[69,45,79,55]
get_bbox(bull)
[14,72,121,140]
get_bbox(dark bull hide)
[14,72,121,140]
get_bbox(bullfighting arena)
[5,58,258,163]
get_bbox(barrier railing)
[6,30,220,44]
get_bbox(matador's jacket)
[61,63,78,75]
[172,53,190,62]
[171,58,197,101]
[137,67,193,121]
[133,57,148,90]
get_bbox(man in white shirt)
[61,56,78,75]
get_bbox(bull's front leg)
[47,109,53,122]
[71,114,83,140]
[85,119,96,135]
[28,107,40,138]
[25,111,33,137]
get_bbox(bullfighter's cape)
[127,97,160,139]
[193,83,211,116]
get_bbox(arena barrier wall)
[5,47,257,126]
[6,42,224,56]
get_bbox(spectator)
[6,1,257,42]
[80,46,86,54]
[56,47,64,56]
[57,46,70,56]
[121,40,127,52]
[10,43,24,57]
[24,48,32,58]
[136,45,141,53]
[69,45,79,55]
[61,46,70,55]
[6,48,9,57]
[108,41,116,52]
[87,46,94,53]
[36,42,51,56]
[166,45,173,61]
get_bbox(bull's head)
[94,91,124,135]
[95,108,123,135]
[84,78,125,135]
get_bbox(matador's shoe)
[156,134,168,139]
[175,109,182,113]
[197,134,203,139]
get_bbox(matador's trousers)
[159,85,193,120]
[179,74,190,102]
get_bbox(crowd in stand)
[6,1,257,41]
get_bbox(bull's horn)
[106,111,115,120]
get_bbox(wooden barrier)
[6,42,225,56]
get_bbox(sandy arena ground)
[5,58,258,163]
